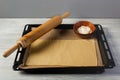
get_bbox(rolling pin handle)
[61,12,70,18]
[3,43,20,58]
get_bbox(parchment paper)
[23,29,102,67]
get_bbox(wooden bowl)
[73,21,96,38]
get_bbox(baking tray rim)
[13,24,115,73]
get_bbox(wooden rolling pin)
[3,12,70,58]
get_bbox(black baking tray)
[13,24,115,74]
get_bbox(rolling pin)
[3,12,70,58]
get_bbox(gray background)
[0,0,120,18]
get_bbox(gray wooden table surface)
[0,18,120,80]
